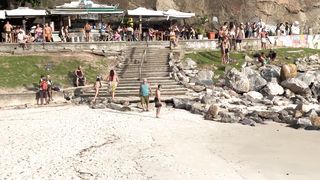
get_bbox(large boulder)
[244,91,264,100]
[280,64,298,81]
[195,70,214,86]
[190,103,205,115]
[173,98,194,110]
[225,68,250,93]
[201,94,216,104]
[242,67,267,91]
[219,111,240,123]
[311,116,320,128]
[260,82,284,96]
[191,85,206,93]
[182,58,197,70]
[311,82,320,99]
[281,78,309,94]
[296,71,317,86]
[204,104,220,120]
[260,65,281,82]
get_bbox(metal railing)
[138,42,148,80]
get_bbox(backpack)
[40,80,48,90]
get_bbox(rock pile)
[170,53,320,130]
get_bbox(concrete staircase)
[81,45,187,100]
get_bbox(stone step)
[116,80,177,85]
[116,66,170,70]
[117,69,171,74]
[81,90,187,97]
[119,73,170,78]
[120,62,169,66]
[85,86,186,93]
[113,84,183,90]
[119,76,172,81]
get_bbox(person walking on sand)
[107,70,119,100]
[154,84,162,118]
[92,75,102,103]
[139,78,152,111]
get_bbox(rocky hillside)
[1,0,320,32]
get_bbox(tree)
[17,0,40,7]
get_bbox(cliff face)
[1,0,320,32]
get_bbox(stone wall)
[0,91,65,107]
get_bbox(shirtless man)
[84,22,92,42]
[260,28,268,49]
[3,21,13,43]
[44,23,52,42]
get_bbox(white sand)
[0,105,319,180]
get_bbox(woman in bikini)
[92,75,102,103]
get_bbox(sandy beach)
[0,105,319,180]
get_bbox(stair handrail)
[138,42,148,80]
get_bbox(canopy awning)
[5,7,46,16]
[127,7,164,16]
[51,0,123,15]
[163,9,195,18]
[0,10,5,19]
[50,9,123,15]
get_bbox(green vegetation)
[0,55,108,89]
[185,48,320,81]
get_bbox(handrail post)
[138,41,148,80]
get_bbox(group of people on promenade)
[74,67,163,118]
[3,21,54,45]
[2,20,196,44]
[219,21,272,64]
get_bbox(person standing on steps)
[92,75,102,103]
[74,65,86,87]
[139,78,152,111]
[154,84,162,118]
[107,70,119,101]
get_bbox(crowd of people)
[3,21,56,46]
[218,21,274,64]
